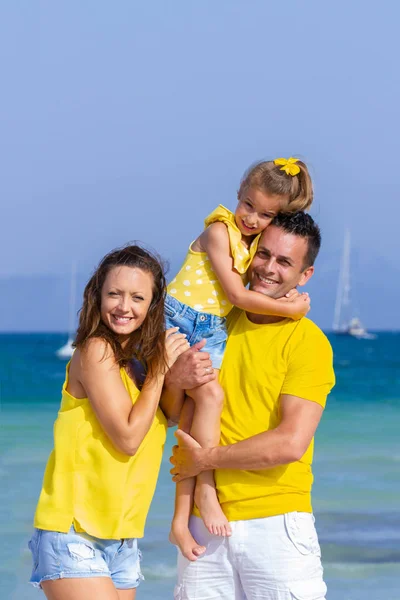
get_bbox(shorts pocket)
[204,326,227,345]
[174,583,184,600]
[28,529,42,570]
[290,578,327,599]
[165,303,177,318]
[67,541,96,561]
[135,548,144,584]
[285,513,321,557]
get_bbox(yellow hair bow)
[274,157,300,176]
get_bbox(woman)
[28,245,189,600]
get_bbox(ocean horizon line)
[1,329,399,335]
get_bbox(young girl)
[28,246,189,599]
[164,157,314,560]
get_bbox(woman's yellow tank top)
[167,205,260,317]
[34,363,167,539]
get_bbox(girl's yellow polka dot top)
[167,205,261,317]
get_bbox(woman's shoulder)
[76,337,118,370]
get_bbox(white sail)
[333,231,375,339]
[56,336,75,359]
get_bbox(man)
[166,211,335,600]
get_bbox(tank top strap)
[204,204,260,274]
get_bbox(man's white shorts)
[174,513,327,600]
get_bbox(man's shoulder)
[296,317,330,340]
[227,311,332,351]
[289,317,333,354]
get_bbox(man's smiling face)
[248,225,314,300]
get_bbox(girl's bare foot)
[169,520,206,561]
[195,482,232,537]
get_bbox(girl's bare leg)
[169,397,207,561]
[187,375,231,537]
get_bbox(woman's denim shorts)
[165,294,227,370]
[28,525,143,590]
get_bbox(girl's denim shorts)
[28,525,143,590]
[165,294,227,370]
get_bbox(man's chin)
[251,284,280,299]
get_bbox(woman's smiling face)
[100,265,154,342]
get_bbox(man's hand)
[165,339,215,390]
[170,429,207,481]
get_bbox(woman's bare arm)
[77,331,188,455]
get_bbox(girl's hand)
[284,288,301,300]
[164,327,190,372]
[284,292,311,320]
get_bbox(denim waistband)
[165,294,226,327]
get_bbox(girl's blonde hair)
[238,159,313,212]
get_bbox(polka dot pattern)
[168,254,231,316]
[167,205,259,317]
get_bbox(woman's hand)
[164,327,190,372]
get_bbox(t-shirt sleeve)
[281,324,335,408]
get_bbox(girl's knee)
[190,382,224,409]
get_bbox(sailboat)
[56,263,77,359]
[332,230,376,340]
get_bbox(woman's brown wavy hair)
[74,245,167,375]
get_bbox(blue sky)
[1,1,399,331]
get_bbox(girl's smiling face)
[235,187,287,238]
[100,265,154,343]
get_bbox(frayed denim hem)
[29,570,110,589]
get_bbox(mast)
[67,262,77,340]
[333,230,350,331]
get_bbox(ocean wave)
[142,563,177,579]
[1,449,49,466]
[323,545,400,565]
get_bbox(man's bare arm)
[170,394,324,479]
[160,339,215,424]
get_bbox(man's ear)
[298,265,314,287]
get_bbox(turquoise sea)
[0,332,399,599]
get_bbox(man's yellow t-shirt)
[215,310,335,522]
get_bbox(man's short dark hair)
[271,212,321,268]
